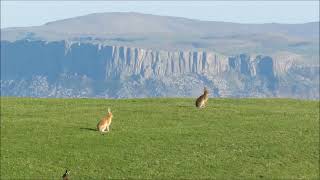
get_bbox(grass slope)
[1,97,319,179]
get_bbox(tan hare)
[195,87,209,108]
[97,108,113,133]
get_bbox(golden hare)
[195,87,209,108]
[97,108,113,133]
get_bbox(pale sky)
[1,1,319,28]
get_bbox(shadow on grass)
[80,127,97,131]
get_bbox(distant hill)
[1,12,319,99]
[2,12,319,57]
[3,12,318,37]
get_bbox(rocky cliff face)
[1,40,318,99]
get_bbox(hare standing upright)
[195,87,209,108]
[97,108,113,133]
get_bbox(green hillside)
[1,97,319,179]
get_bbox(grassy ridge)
[1,97,319,179]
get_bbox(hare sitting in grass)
[195,87,209,108]
[97,108,113,133]
[62,170,69,180]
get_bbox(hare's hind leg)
[203,101,208,108]
[103,126,109,133]
[100,126,109,133]
[200,101,205,108]
[98,126,107,134]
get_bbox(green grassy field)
[1,97,319,179]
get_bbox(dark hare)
[195,87,209,108]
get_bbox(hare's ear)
[108,108,111,113]
[204,87,207,91]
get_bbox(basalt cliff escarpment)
[1,40,318,99]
